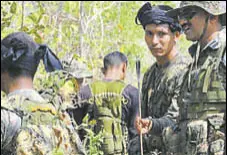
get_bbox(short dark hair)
[3,66,35,79]
[103,51,128,72]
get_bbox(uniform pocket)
[186,120,208,154]
[210,139,224,154]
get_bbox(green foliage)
[83,127,104,155]
[35,70,68,94]
[1,2,191,86]
[79,115,104,155]
[1,1,16,32]
[1,1,192,154]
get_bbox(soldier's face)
[178,8,208,41]
[144,24,176,58]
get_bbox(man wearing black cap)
[1,32,85,155]
[134,2,192,154]
[164,1,226,154]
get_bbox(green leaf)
[20,26,29,32]
[10,2,17,14]
[28,13,37,22]
[38,2,45,14]
[34,32,42,43]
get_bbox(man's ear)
[174,31,180,44]
[174,31,180,42]
[122,63,127,74]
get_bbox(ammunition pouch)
[186,120,208,154]
[163,116,225,155]
[163,120,208,155]
[207,115,225,154]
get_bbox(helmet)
[167,1,226,25]
[62,60,93,79]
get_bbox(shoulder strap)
[202,33,226,93]
[1,95,27,115]
[214,31,226,70]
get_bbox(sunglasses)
[178,9,198,21]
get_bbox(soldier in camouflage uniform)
[162,1,226,154]
[134,2,192,154]
[71,51,140,155]
[1,32,85,155]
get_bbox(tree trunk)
[79,1,84,57]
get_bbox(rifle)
[136,57,144,155]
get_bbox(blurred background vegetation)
[1,1,192,88]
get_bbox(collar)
[189,27,226,56]
[8,89,45,103]
[155,53,180,69]
[156,61,170,69]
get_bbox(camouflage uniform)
[141,52,192,154]
[1,91,22,155]
[1,89,86,155]
[164,2,226,154]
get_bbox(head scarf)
[135,2,182,32]
[1,32,62,75]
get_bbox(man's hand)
[135,116,152,134]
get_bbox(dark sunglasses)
[178,9,198,21]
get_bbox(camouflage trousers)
[162,119,225,155]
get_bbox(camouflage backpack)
[1,94,85,155]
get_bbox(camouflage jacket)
[142,52,192,135]
[179,27,226,120]
[188,27,226,90]
[163,27,226,155]
[1,89,45,155]
[1,89,86,155]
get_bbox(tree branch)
[21,1,24,29]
